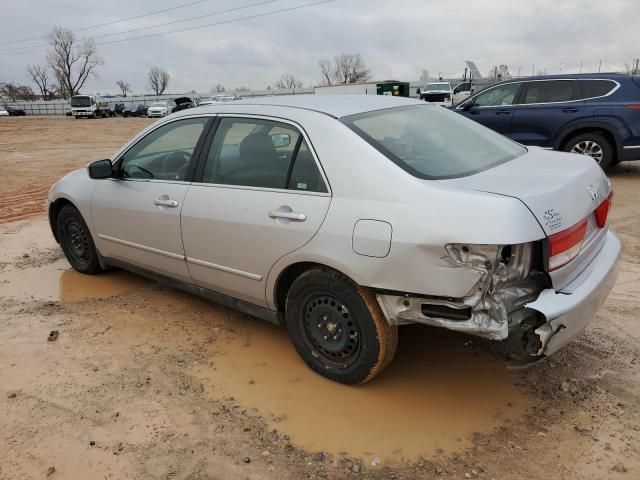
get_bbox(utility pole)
[598,60,602,73]
[580,60,583,74]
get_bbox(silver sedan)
[48,95,620,384]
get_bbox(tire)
[56,205,102,274]
[563,132,614,169]
[285,268,398,385]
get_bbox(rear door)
[180,116,331,307]
[510,79,584,147]
[457,82,523,135]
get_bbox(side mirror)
[461,101,477,112]
[88,159,114,179]
[271,133,291,148]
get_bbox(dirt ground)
[1,116,639,480]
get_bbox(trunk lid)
[438,148,611,236]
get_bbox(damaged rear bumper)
[526,230,621,356]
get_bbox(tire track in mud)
[0,186,50,224]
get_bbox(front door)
[181,116,331,306]
[458,82,523,136]
[92,117,210,281]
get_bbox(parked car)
[2,104,26,116]
[418,82,454,106]
[122,104,148,117]
[454,73,640,168]
[48,95,620,385]
[147,101,175,118]
[113,103,125,116]
[0,106,8,116]
[173,96,195,112]
[452,81,473,104]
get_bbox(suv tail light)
[595,191,614,228]
[547,219,588,271]
[626,104,640,110]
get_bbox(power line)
[0,0,335,55]
[0,0,215,47]
[0,0,278,53]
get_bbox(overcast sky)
[0,0,636,95]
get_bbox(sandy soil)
[1,117,639,479]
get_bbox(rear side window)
[523,80,577,104]
[201,117,327,192]
[343,105,526,179]
[578,79,617,99]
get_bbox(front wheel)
[56,205,102,274]
[285,268,398,385]
[563,133,614,168]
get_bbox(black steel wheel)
[285,268,398,385]
[56,205,102,274]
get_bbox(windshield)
[342,105,526,179]
[424,83,450,92]
[70,96,91,107]
[150,102,166,107]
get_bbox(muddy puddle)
[0,258,149,301]
[195,321,531,461]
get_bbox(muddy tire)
[56,205,102,275]
[285,268,398,385]
[563,132,614,169]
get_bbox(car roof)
[491,72,634,84]
[187,94,422,119]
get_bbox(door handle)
[269,210,307,221]
[495,109,511,115]
[154,198,179,207]
[562,107,579,113]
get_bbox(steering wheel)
[164,150,192,180]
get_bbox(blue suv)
[455,73,640,168]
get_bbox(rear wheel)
[285,268,398,385]
[56,205,102,274]
[563,132,614,168]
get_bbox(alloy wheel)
[571,140,604,164]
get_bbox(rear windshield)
[342,105,526,179]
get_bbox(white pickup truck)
[70,95,114,118]
[418,82,473,106]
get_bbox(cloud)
[0,0,636,95]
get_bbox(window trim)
[191,113,331,197]
[456,78,621,110]
[111,114,216,185]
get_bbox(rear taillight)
[595,191,614,228]
[626,104,640,110]
[547,219,588,271]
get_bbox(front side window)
[473,83,521,107]
[522,80,577,104]
[343,105,526,179]
[120,117,209,181]
[578,79,617,99]
[201,117,327,192]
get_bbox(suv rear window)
[578,79,617,99]
[342,105,526,180]
[522,80,577,104]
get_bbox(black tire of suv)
[563,133,614,169]
[285,268,398,385]
[56,205,102,275]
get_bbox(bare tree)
[148,67,170,95]
[0,82,36,101]
[626,59,640,75]
[319,58,333,86]
[116,80,131,97]
[419,69,430,84]
[26,64,53,100]
[211,83,226,93]
[46,27,103,98]
[275,73,302,89]
[318,54,370,85]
